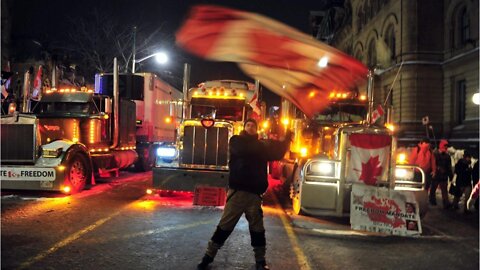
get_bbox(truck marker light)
[385,124,395,132]
[165,116,172,124]
[262,121,269,129]
[329,92,335,98]
[309,91,315,98]
[336,93,342,98]
[239,93,244,98]
[58,165,66,171]
[342,93,347,98]
[300,147,308,157]
[146,189,154,195]
[397,153,407,164]
[103,114,109,119]
[359,95,367,101]
[62,186,71,194]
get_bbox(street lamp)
[131,52,169,73]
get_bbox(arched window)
[459,7,470,45]
[385,25,396,60]
[367,40,376,68]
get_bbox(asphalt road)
[1,172,479,270]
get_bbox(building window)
[385,25,395,60]
[457,80,466,124]
[460,7,470,46]
[367,40,376,68]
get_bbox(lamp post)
[131,52,169,73]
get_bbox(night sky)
[7,0,335,106]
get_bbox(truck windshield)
[314,103,366,123]
[190,97,244,121]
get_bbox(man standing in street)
[430,139,453,209]
[197,119,292,270]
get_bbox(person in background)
[410,138,435,192]
[430,139,453,209]
[196,119,292,270]
[452,152,472,212]
[467,160,479,211]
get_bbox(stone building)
[312,0,479,151]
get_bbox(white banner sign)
[350,184,422,236]
[0,167,56,181]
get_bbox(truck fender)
[48,141,94,187]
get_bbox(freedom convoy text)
[350,184,422,236]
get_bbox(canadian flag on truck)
[249,87,261,116]
[31,65,43,100]
[370,104,384,124]
[346,134,392,186]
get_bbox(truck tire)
[135,145,155,172]
[291,166,304,215]
[66,153,90,193]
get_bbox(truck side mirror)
[104,98,112,114]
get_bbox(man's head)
[463,151,472,163]
[244,118,258,135]
[439,139,449,152]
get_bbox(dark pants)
[204,189,267,263]
[429,178,450,207]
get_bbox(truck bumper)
[152,167,229,192]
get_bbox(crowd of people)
[409,138,479,214]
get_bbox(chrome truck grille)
[181,126,229,167]
[1,124,36,163]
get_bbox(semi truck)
[152,79,262,192]
[270,74,428,217]
[0,61,182,193]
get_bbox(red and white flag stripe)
[176,5,368,117]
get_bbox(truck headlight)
[156,147,176,158]
[395,167,414,181]
[307,161,338,178]
[42,147,63,158]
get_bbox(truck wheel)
[135,146,155,172]
[291,167,304,215]
[66,154,90,193]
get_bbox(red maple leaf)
[359,156,383,185]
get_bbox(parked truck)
[271,75,428,217]
[152,79,262,192]
[0,62,182,193]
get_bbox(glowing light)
[397,153,407,164]
[385,123,395,132]
[359,95,367,101]
[47,137,51,142]
[72,137,79,143]
[58,165,66,171]
[262,121,269,129]
[165,116,172,124]
[89,120,96,143]
[194,91,198,96]
[155,52,168,64]
[239,93,244,98]
[342,93,347,98]
[309,91,315,98]
[300,147,308,157]
[8,103,16,114]
[336,93,342,98]
[62,186,71,194]
[473,93,480,105]
[146,189,154,195]
[282,118,289,125]
[329,92,335,98]
[318,56,329,68]
[103,114,109,119]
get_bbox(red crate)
[193,186,226,206]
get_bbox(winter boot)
[196,254,213,270]
[255,260,270,270]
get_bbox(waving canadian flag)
[347,134,392,185]
[176,5,368,118]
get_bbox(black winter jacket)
[228,132,290,195]
[455,159,472,187]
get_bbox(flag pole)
[366,70,374,125]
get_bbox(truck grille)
[182,126,229,167]
[1,124,36,163]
